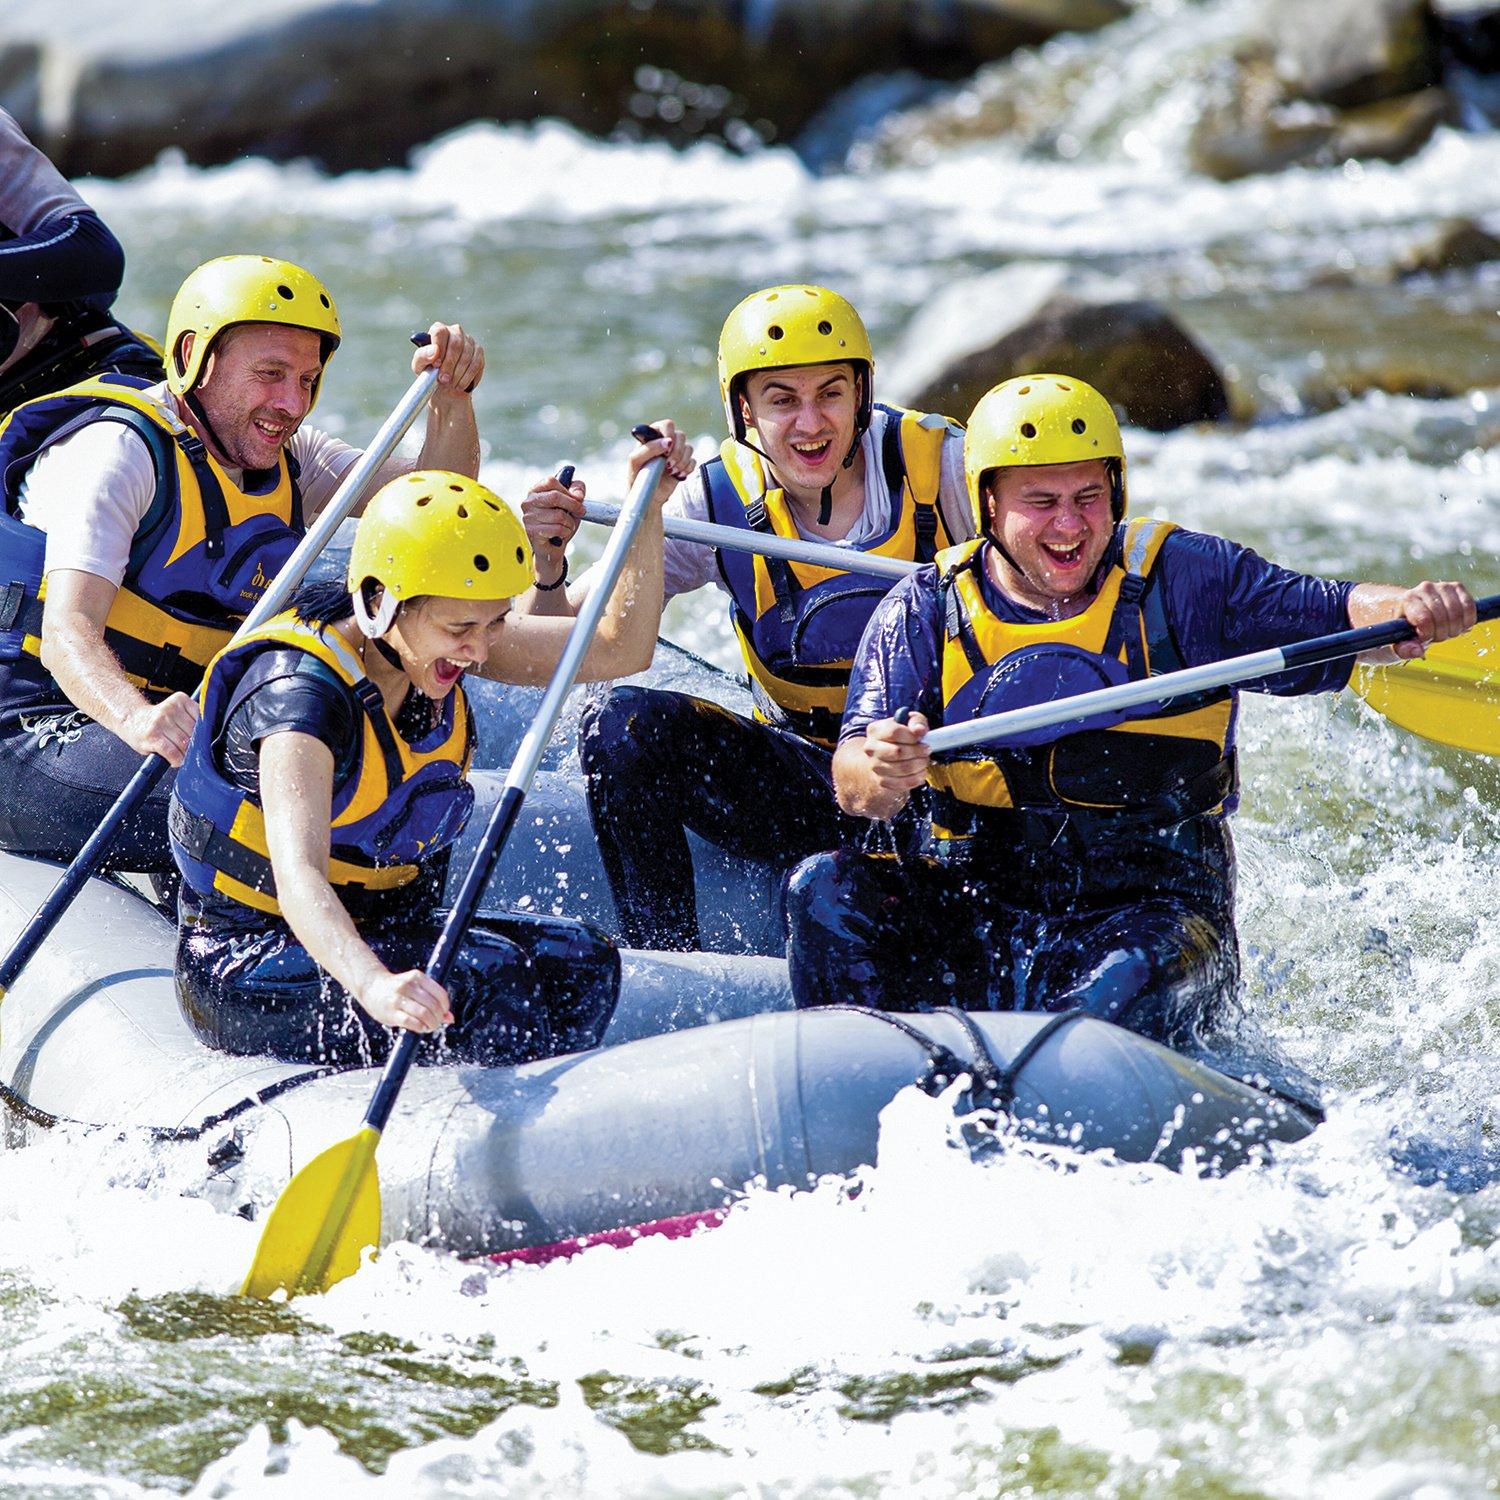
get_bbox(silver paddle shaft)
[505,461,670,793]
[925,645,1293,753]
[581,499,917,582]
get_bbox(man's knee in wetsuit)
[786,849,972,1013]
[1028,902,1238,1045]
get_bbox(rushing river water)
[3,0,1500,1493]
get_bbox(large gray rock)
[1393,215,1500,276]
[1189,52,1452,180]
[0,0,1130,176]
[887,265,1230,432]
[1263,0,1439,108]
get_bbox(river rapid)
[3,0,1500,1492]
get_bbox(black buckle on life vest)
[0,580,25,632]
[913,501,938,563]
[1106,571,1150,678]
[168,798,215,860]
[940,568,989,677]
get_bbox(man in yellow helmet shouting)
[785,373,1476,1043]
[0,254,484,876]
[520,284,972,951]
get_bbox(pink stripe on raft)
[482,1208,730,1268]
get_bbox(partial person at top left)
[0,106,164,416]
[0,251,485,879]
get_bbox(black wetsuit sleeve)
[0,211,125,306]
[216,649,360,799]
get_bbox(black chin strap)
[370,634,405,672]
[183,389,235,467]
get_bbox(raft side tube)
[255,1007,1317,1258]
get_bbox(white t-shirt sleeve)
[937,427,974,542]
[291,426,363,519]
[16,421,158,585]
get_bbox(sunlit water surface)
[3,3,1499,1491]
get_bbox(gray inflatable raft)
[0,646,1318,1261]
[0,848,1317,1261]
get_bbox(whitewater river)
[3,2,1500,1492]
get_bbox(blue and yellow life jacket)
[927,519,1237,841]
[0,374,304,701]
[703,402,960,747]
[170,613,475,920]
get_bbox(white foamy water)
[5,0,1500,1489]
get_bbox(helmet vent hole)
[474,554,489,572]
[515,546,525,563]
[1020,422,1037,439]
[449,482,464,492]
[1059,382,1072,390]
[319,294,330,307]
[817,320,832,335]
[416,496,431,506]
[276,284,294,299]
[1019,385,1032,395]
[767,324,784,340]
[456,504,469,519]
[485,499,499,511]
[1072,418,1087,434]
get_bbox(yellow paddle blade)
[1353,620,1500,756]
[242,1125,382,1300]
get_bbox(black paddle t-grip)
[632,424,664,443]
[548,464,577,548]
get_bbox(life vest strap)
[940,560,989,677]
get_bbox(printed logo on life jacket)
[240,561,272,604]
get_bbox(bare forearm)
[1346,583,1406,628]
[575,507,665,681]
[415,400,480,478]
[39,614,150,734]
[516,575,584,618]
[275,865,387,998]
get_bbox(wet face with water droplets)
[985,459,1113,606]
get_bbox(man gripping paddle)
[0,254,483,876]
[520,284,972,951]
[786,373,1476,1045]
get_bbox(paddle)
[924,593,1500,755]
[241,425,672,1300]
[583,504,1500,756]
[1353,620,1500,756]
[579,498,915,580]
[0,356,441,1003]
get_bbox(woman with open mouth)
[166,433,690,1068]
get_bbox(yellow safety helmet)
[964,374,1127,532]
[166,255,342,406]
[348,471,533,637]
[717,284,874,442]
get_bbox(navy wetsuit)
[175,646,619,1068]
[787,528,1355,1046]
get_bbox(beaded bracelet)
[533,557,569,592]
